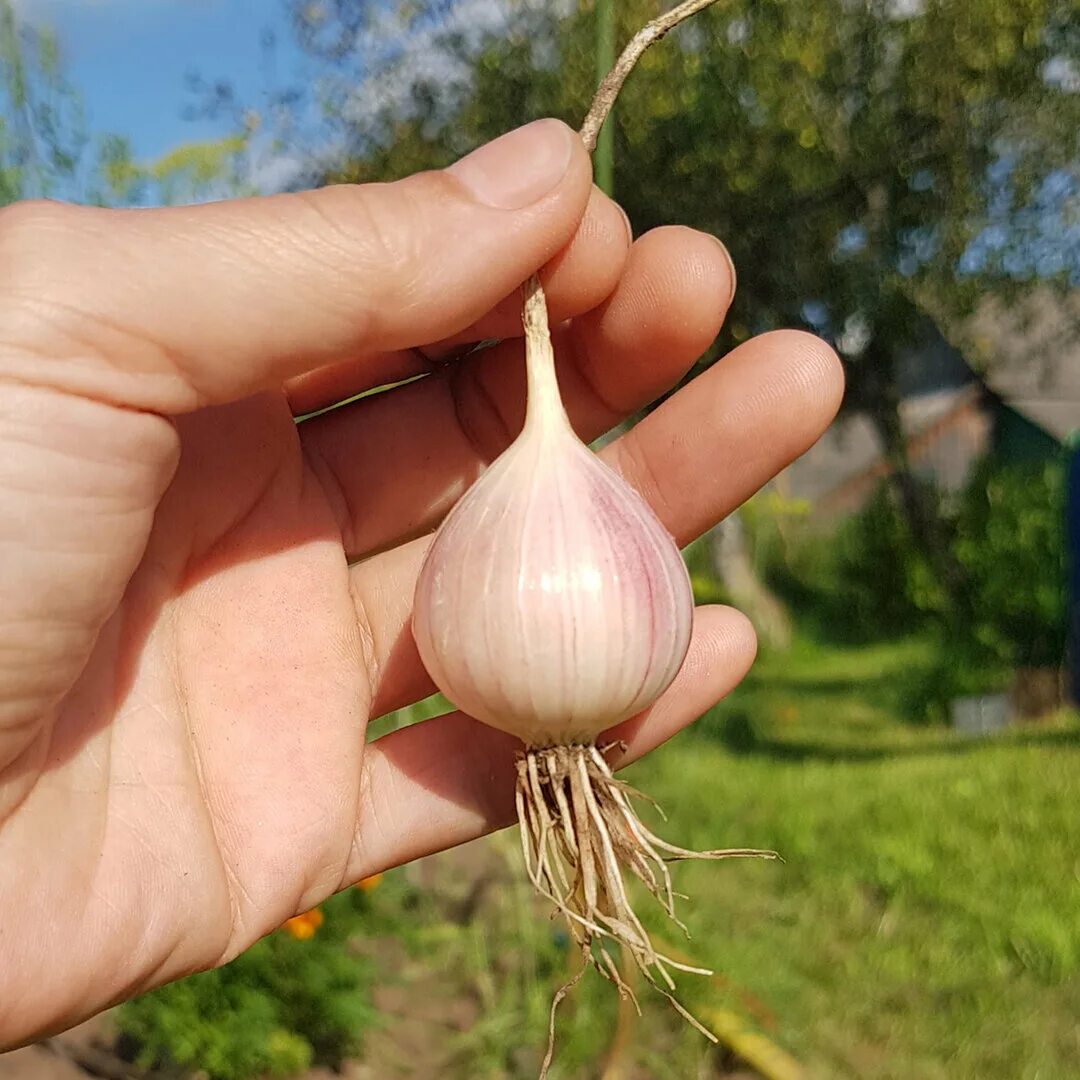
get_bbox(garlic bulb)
[412,385,693,747]
[412,277,771,1075]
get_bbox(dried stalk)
[523,0,730,379]
[578,0,727,154]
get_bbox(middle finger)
[298,225,735,559]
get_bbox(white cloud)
[335,0,574,140]
[244,146,308,193]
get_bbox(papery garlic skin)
[412,414,693,747]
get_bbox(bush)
[831,484,946,636]
[953,455,1068,670]
[756,451,1069,700]
[760,484,939,642]
[115,889,379,1080]
[899,642,1013,725]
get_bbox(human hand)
[0,119,842,1045]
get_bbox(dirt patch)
[0,1018,116,1080]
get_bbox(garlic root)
[517,744,777,1078]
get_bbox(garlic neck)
[522,273,572,437]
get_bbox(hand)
[0,119,842,1045]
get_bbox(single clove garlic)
[412,277,693,748]
[412,279,776,1075]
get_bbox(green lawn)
[367,634,1080,1078]
[628,635,1080,1079]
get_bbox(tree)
[92,133,252,206]
[0,0,87,204]
[224,0,1080,617]
[0,0,249,209]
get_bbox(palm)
[5,393,371,1032]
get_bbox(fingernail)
[710,235,737,305]
[448,119,575,210]
[616,202,633,244]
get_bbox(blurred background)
[1,0,1078,1077]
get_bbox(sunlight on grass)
[619,636,1080,1079]
[357,634,1080,1077]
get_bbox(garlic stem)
[522,272,569,434]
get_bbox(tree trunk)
[863,366,969,618]
[709,510,792,651]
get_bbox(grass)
[363,632,1080,1078]
[628,635,1080,1079]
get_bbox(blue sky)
[12,0,1077,285]
[15,0,302,160]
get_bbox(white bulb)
[411,273,771,1064]
[412,415,693,746]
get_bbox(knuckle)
[291,181,431,341]
[298,181,424,283]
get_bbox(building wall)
[812,391,992,519]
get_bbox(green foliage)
[142,135,251,205]
[93,134,143,204]
[115,889,378,1080]
[0,0,86,204]
[762,483,942,644]
[843,486,952,624]
[309,0,1078,339]
[85,132,251,207]
[764,451,1068,690]
[954,454,1068,669]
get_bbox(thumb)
[0,119,591,413]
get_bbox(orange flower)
[282,907,324,940]
[356,873,383,893]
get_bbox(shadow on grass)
[707,710,1080,763]
[745,670,928,719]
[763,574,931,650]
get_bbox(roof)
[777,385,983,506]
[963,288,1080,442]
